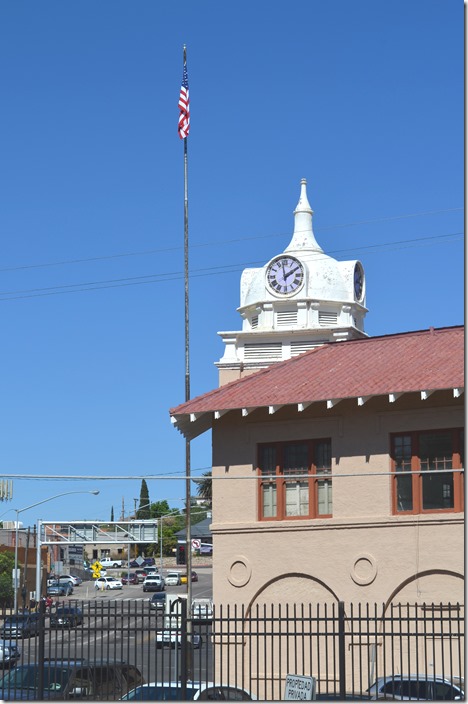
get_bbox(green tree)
[110,506,114,522]
[137,480,150,519]
[149,500,171,519]
[0,552,14,607]
[195,472,212,506]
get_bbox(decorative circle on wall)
[351,553,377,586]
[228,556,252,588]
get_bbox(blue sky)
[0,1,463,527]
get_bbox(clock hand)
[284,266,300,280]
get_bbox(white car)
[99,558,123,568]
[192,598,213,620]
[94,576,123,590]
[58,575,81,587]
[155,630,202,649]
[120,681,255,700]
[165,572,182,586]
[142,575,165,592]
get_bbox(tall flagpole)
[183,80,192,618]
[179,43,193,678]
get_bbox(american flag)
[178,61,190,139]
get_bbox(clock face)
[266,256,304,296]
[354,263,364,301]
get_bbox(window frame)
[390,427,464,515]
[257,438,332,521]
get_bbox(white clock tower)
[216,179,368,385]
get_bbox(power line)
[0,469,461,481]
[0,230,463,303]
[0,207,462,274]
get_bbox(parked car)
[94,576,123,590]
[120,681,254,700]
[368,674,464,700]
[50,607,84,628]
[121,572,139,585]
[155,630,202,649]
[0,640,21,667]
[0,614,40,639]
[165,571,182,586]
[128,558,155,568]
[192,598,213,620]
[0,659,144,700]
[149,593,166,611]
[47,580,73,597]
[145,566,158,575]
[99,557,123,568]
[196,684,255,700]
[120,681,199,700]
[58,575,82,587]
[142,575,165,593]
[85,566,107,577]
[181,570,198,584]
[199,544,213,555]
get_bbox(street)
[3,567,215,693]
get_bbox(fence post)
[37,598,46,700]
[180,598,188,699]
[338,601,346,699]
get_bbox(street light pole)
[13,489,99,612]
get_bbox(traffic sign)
[91,561,102,579]
[192,539,201,550]
[284,675,316,700]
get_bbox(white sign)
[284,675,316,701]
[12,568,20,589]
[192,539,201,550]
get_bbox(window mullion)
[309,441,316,519]
[412,432,421,514]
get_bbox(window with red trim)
[391,428,464,514]
[257,439,332,520]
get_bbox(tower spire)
[285,178,323,253]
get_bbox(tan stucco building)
[172,326,464,611]
[170,181,464,695]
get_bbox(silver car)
[368,674,464,700]
[0,640,21,666]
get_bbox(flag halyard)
[178,61,190,139]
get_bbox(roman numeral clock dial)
[266,256,304,296]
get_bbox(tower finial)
[285,179,323,253]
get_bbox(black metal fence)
[0,599,464,700]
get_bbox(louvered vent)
[291,341,325,356]
[251,315,259,329]
[319,311,338,326]
[244,343,282,360]
[276,310,298,326]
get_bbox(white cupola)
[216,179,368,386]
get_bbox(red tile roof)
[170,326,464,436]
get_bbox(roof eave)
[171,386,464,440]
